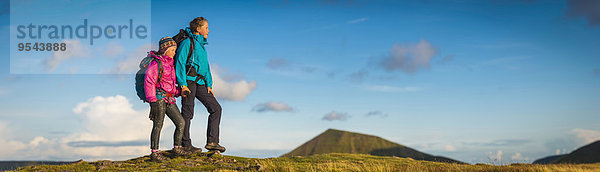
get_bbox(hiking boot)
[205,142,226,153]
[183,145,203,153]
[173,146,191,156]
[150,152,167,162]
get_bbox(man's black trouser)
[181,80,222,147]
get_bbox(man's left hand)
[208,87,214,96]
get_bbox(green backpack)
[134,51,165,102]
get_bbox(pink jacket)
[144,51,180,104]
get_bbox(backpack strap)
[186,37,195,66]
[156,58,163,87]
[153,57,167,96]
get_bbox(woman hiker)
[145,37,190,161]
[175,17,226,153]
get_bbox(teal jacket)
[175,27,213,88]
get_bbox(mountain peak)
[282,129,463,164]
[324,128,342,132]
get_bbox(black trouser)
[150,99,185,150]
[181,80,222,147]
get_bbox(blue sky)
[0,0,599,164]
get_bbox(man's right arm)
[175,39,190,88]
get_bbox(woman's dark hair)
[190,17,207,33]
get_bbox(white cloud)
[252,102,294,113]
[0,95,156,161]
[267,57,290,70]
[44,39,90,71]
[571,128,600,145]
[28,136,50,148]
[487,150,503,162]
[322,111,350,121]
[0,121,28,158]
[379,39,437,74]
[300,16,367,33]
[511,152,527,161]
[365,85,422,92]
[109,43,155,74]
[365,111,388,118]
[347,17,368,24]
[265,57,328,76]
[444,145,456,152]
[103,41,125,58]
[62,95,152,160]
[211,65,257,101]
[496,150,503,161]
[71,95,151,141]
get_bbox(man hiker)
[175,17,226,153]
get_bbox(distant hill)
[281,129,464,164]
[532,155,565,164]
[534,140,600,164]
[554,140,600,164]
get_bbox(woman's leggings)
[150,99,185,150]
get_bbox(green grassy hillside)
[14,152,600,171]
[282,129,462,163]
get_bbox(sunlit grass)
[14,152,600,171]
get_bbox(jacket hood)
[184,27,201,40]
